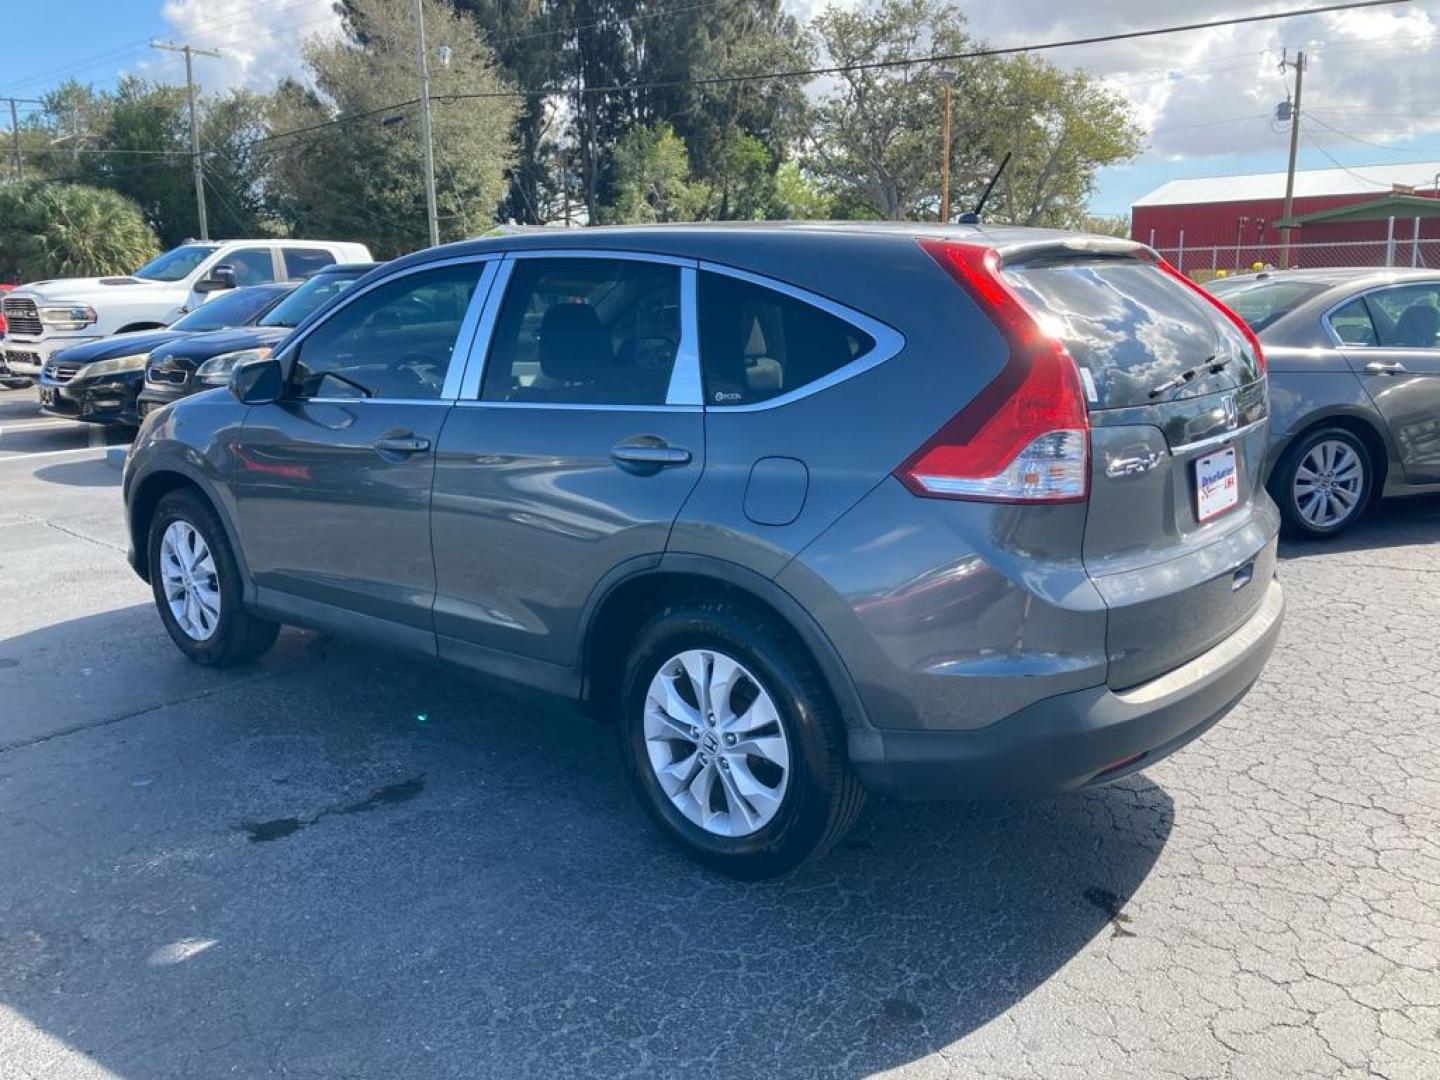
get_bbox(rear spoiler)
[994,236,1152,268]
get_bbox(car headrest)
[1392,303,1440,348]
[538,303,611,382]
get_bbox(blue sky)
[7,0,1440,216]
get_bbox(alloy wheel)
[643,648,791,838]
[159,520,221,641]
[1293,439,1364,530]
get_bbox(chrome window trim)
[1321,280,1440,349]
[694,260,907,412]
[507,248,697,268]
[272,253,498,403]
[463,250,700,409]
[300,397,453,407]
[1170,418,1267,457]
[454,400,701,414]
[440,260,500,400]
[666,266,702,405]
[457,258,515,401]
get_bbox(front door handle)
[373,434,432,455]
[1364,360,1407,375]
[611,437,692,473]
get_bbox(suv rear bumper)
[848,579,1283,799]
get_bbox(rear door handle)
[1364,360,1406,375]
[373,434,431,454]
[610,439,692,473]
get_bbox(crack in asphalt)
[0,668,300,756]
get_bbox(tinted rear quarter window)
[1004,259,1257,409]
[1327,297,1378,346]
[698,272,873,406]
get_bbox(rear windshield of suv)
[1206,279,1327,332]
[1003,258,1259,410]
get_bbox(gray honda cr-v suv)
[124,224,1285,878]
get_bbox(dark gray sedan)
[1210,269,1440,537]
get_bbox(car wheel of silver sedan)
[1274,427,1372,539]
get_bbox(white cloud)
[155,0,345,93]
[790,0,1440,161]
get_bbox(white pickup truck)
[1,238,373,379]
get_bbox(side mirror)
[195,264,237,293]
[229,356,283,405]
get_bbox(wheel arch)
[1269,407,1393,495]
[116,321,167,334]
[127,466,250,591]
[578,554,873,736]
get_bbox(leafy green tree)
[268,0,518,255]
[768,160,832,219]
[955,55,1140,228]
[1082,213,1132,238]
[0,183,159,279]
[602,122,701,223]
[804,0,1140,226]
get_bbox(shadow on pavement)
[1278,491,1440,561]
[32,457,125,488]
[0,603,1174,1078]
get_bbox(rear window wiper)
[1148,355,1226,399]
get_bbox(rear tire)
[1270,426,1372,539]
[618,601,866,880]
[147,489,279,666]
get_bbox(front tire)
[618,602,866,880]
[1271,427,1372,538]
[147,489,278,666]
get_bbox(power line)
[244,0,1417,154]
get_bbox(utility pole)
[1278,50,1305,270]
[939,83,952,224]
[152,40,221,241]
[413,0,440,248]
[7,99,21,182]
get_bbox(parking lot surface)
[1,386,1438,1079]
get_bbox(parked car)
[137,262,380,418]
[36,283,298,427]
[0,282,26,390]
[124,224,1284,878]
[1,238,372,379]
[1208,268,1440,537]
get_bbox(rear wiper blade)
[1148,355,1226,399]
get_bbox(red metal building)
[1131,161,1440,268]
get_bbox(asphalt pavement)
[1,385,1437,1079]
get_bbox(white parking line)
[0,445,107,464]
[0,419,77,434]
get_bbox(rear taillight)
[899,240,1089,503]
[1151,257,1266,374]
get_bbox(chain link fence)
[1152,238,1440,281]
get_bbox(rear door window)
[1003,259,1258,409]
[284,248,337,279]
[1363,284,1440,348]
[698,271,874,406]
[482,258,681,406]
